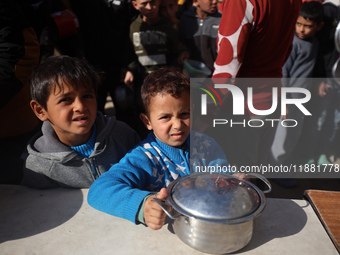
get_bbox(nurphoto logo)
[199,82,222,115]
[198,81,312,128]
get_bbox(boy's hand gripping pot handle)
[153,197,180,220]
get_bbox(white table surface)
[0,185,338,255]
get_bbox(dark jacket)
[179,6,221,73]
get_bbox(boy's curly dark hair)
[141,67,190,114]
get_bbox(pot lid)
[168,173,263,222]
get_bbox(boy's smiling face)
[141,91,190,148]
[31,82,97,147]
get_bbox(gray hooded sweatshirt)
[21,112,141,189]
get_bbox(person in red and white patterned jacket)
[209,0,302,168]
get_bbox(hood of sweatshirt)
[27,112,116,163]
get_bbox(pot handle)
[153,197,180,220]
[245,173,272,194]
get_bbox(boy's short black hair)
[141,67,190,114]
[300,1,324,24]
[30,55,101,110]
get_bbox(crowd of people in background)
[1,0,340,190]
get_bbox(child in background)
[179,0,221,74]
[88,67,238,230]
[297,0,340,165]
[270,1,324,167]
[21,55,140,189]
[129,0,181,75]
[160,0,179,24]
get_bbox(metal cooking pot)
[153,172,271,254]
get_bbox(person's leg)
[317,85,340,163]
[270,105,305,165]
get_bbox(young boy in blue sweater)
[88,67,237,230]
[21,56,140,188]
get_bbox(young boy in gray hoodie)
[21,55,140,189]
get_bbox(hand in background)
[177,51,190,66]
[121,69,134,88]
[318,82,331,97]
[124,71,134,88]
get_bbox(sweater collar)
[149,132,190,161]
[70,124,97,158]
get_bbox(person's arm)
[200,132,246,179]
[203,133,230,169]
[281,40,297,91]
[87,149,156,224]
[191,132,230,171]
[212,0,254,79]
[282,38,298,80]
